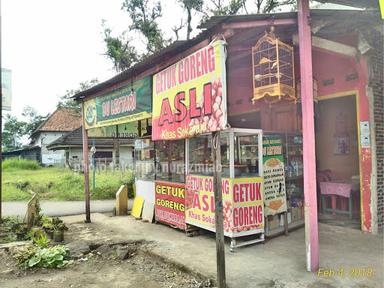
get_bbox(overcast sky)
[2,0,188,118]
[2,0,352,118]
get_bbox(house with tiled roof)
[30,108,82,165]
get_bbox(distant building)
[2,146,41,162]
[47,127,134,169]
[30,108,82,166]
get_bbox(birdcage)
[252,29,296,104]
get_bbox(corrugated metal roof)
[73,9,379,102]
[72,34,210,101]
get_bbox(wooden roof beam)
[222,18,296,30]
[292,34,358,57]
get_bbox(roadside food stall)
[82,76,154,206]
[151,39,266,249]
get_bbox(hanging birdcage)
[252,29,296,104]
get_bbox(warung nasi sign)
[152,40,228,140]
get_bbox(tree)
[22,106,48,137]
[122,0,169,55]
[57,79,98,112]
[2,114,26,151]
[178,0,203,40]
[2,107,48,151]
[102,21,139,72]
[172,19,186,41]
[262,0,296,13]
[202,0,247,18]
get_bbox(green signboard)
[262,135,287,216]
[83,77,152,129]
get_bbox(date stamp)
[317,267,375,278]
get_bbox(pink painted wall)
[226,39,373,232]
[312,49,372,233]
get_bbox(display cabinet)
[186,128,265,250]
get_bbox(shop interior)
[315,95,361,229]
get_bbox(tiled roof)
[33,108,82,134]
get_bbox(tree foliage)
[57,79,98,112]
[178,0,204,40]
[102,22,139,73]
[2,107,47,152]
[102,0,297,72]
[22,106,48,137]
[262,0,296,13]
[2,114,26,151]
[122,0,169,54]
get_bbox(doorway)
[315,95,361,229]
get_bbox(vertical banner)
[155,181,186,230]
[152,40,227,140]
[263,135,287,215]
[185,175,264,237]
[1,68,12,111]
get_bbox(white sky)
[2,0,186,118]
[2,0,354,118]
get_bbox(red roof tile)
[35,108,82,133]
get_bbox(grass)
[2,163,134,201]
[2,158,41,171]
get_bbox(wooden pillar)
[297,0,319,272]
[82,104,91,223]
[212,131,226,288]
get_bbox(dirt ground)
[0,213,382,288]
[0,220,213,288]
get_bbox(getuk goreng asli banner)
[152,40,228,140]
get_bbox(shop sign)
[83,77,152,129]
[155,181,186,230]
[152,40,227,140]
[263,135,287,216]
[185,175,264,237]
[360,121,371,148]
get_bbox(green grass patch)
[2,167,134,201]
[2,158,41,171]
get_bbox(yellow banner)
[185,175,264,237]
[152,40,227,140]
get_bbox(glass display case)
[134,138,155,180]
[187,132,261,178]
[155,140,185,183]
[186,128,265,250]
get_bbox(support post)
[92,139,96,192]
[212,131,226,288]
[82,104,91,223]
[297,0,319,272]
